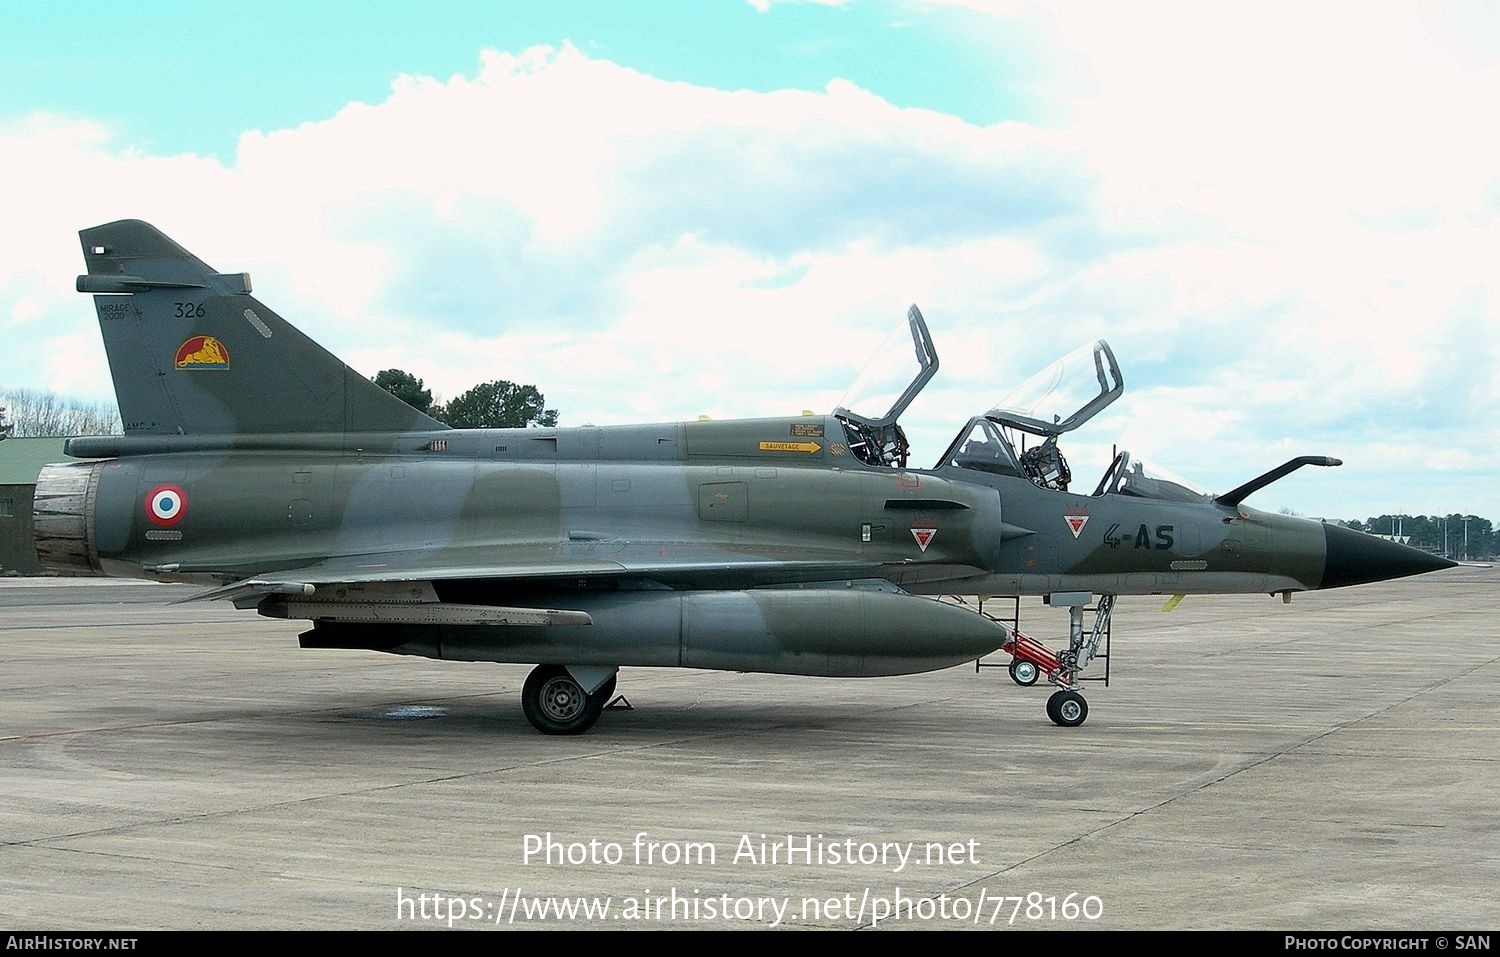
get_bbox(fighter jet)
[33,220,1454,733]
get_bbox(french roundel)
[145,484,187,527]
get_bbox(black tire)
[1047,690,1088,728]
[522,665,606,735]
[1009,659,1040,686]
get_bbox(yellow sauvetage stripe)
[758,441,822,454]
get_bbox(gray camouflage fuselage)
[31,220,1454,729]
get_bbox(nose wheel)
[1046,690,1088,727]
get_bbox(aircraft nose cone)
[1320,523,1457,589]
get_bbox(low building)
[0,438,71,575]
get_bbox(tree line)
[0,388,122,438]
[373,370,558,429]
[0,372,557,440]
[1338,514,1496,561]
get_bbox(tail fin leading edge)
[77,219,446,436]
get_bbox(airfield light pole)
[1444,516,1449,559]
[1463,515,1474,562]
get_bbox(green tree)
[440,381,558,429]
[1355,513,1496,560]
[373,369,435,415]
[1451,514,1495,561]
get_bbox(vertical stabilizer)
[77,220,446,436]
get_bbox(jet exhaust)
[33,462,103,575]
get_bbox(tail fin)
[77,219,447,436]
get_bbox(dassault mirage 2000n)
[34,220,1454,734]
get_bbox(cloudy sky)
[2,0,1496,520]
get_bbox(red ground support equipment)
[1002,630,1061,677]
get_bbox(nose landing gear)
[990,592,1114,727]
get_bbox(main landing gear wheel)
[522,665,608,735]
[1008,659,1040,686]
[1046,690,1088,728]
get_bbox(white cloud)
[747,0,849,13]
[912,0,1500,515]
[0,44,1082,412]
[0,18,1496,519]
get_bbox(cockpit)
[834,306,1215,503]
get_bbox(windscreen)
[1112,455,1214,503]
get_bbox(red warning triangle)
[1065,514,1089,539]
[911,527,937,552]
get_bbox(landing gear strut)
[997,592,1115,727]
[521,664,616,735]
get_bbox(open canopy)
[984,340,1123,438]
[832,309,1220,503]
[833,305,938,468]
